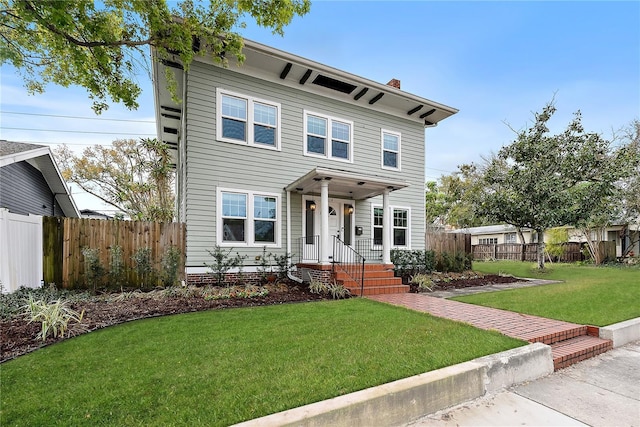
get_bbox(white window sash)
[381,129,401,170]
[303,110,353,163]
[216,187,281,247]
[216,88,281,151]
[371,204,411,249]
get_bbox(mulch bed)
[1,274,521,363]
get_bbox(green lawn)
[0,299,523,426]
[459,261,640,326]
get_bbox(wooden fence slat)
[43,217,186,290]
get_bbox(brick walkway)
[367,293,585,344]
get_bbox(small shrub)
[109,245,125,289]
[309,280,328,295]
[273,252,293,281]
[22,296,85,341]
[131,247,156,289]
[161,246,182,287]
[410,273,435,292]
[205,245,246,286]
[82,247,105,291]
[326,282,350,299]
[257,246,274,284]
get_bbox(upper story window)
[304,110,353,162]
[381,129,401,170]
[216,88,281,150]
[217,188,280,247]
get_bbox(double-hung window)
[218,188,280,247]
[381,129,401,170]
[371,205,411,248]
[217,89,281,150]
[304,111,353,162]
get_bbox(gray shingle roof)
[0,140,46,157]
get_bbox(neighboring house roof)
[153,37,459,154]
[449,224,533,235]
[0,140,80,217]
[80,209,113,220]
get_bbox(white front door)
[328,204,341,260]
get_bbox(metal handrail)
[355,238,383,263]
[332,236,366,296]
[298,235,320,263]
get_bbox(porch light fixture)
[346,205,354,214]
[309,201,316,211]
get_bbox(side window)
[217,89,281,150]
[217,188,280,247]
[371,205,410,248]
[381,130,401,170]
[304,111,353,162]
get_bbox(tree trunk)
[536,230,546,269]
[517,227,527,261]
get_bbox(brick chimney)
[386,78,401,89]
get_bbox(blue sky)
[1,1,639,211]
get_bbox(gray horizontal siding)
[0,162,63,217]
[184,62,426,266]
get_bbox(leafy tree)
[56,138,175,222]
[427,163,494,230]
[477,102,635,269]
[0,0,310,113]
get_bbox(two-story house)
[152,39,457,294]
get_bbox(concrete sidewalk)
[407,340,640,427]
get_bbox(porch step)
[550,335,613,370]
[334,269,396,280]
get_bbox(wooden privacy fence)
[43,217,186,289]
[472,241,616,263]
[425,232,472,256]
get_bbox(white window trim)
[216,88,281,151]
[216,187,281,248]
[381,129,401,171]
[303,110,354,163]
[371,204,411,249]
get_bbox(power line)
[1,111,155,123]
[2,127,156,136]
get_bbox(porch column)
[382,188,391,264]
[320,180,330,264]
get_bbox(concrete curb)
[232,343,552,427]
[599,317,640,348]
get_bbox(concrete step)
[551,335,613,370]
[346,284,410,296]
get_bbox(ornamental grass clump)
[22,296,85,341]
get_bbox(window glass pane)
[383,134,398,151]
[222,95,247,119]
[222,193,247,217]
[332,140,349,159]
[307,135,326,154]
[254,103,276,126]
[393,229,406,246]
[393,209,407,227]
[255,220,275,242]
[223,218,245,242]
[307,116,327,136]
[373,227,383,246]
[332,121,350,141]
[222,118,246,141]
[254,196,276,219]
[383,151,397,168]
[254,124,275,145]
[374,207,383,226]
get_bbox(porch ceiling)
[286,167,409,200]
